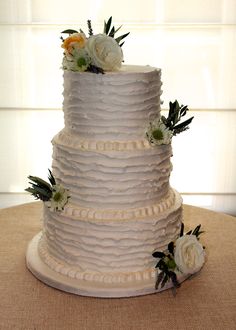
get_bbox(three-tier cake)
[26,19,204,297]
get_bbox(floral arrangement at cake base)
[153,223,205,295]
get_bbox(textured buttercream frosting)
[52,129,172,209]
[39,189,182,283]
[39,65,183,288]
[63,65,162,141]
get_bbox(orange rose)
[62,33,86,53]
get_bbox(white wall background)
[0,0,236,215]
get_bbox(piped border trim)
[53,130,169,152]
[47,189,181,222]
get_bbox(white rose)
[174,235,205,275]
[85,34,123,71]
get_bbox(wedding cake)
[26,18,205,297]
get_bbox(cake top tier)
[60,18,193,144]
[62,65,162,141]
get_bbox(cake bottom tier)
[26,232,189,298]
[26,189,183,296]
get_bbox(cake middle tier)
[52,130,173,209]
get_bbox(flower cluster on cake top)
[61,17,130,73]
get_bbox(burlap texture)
[0,202,236,330]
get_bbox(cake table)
[0,202,236,330]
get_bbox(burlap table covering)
[0,202,235,330]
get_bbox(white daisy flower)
[63,48,91,72]
[146,119,173,146]
[46,184,69,212]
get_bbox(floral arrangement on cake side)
[146,100,194,146]
[61,17,129,73]
[25,170,69,212]
[153,223,205,295]
[146,102,205,294]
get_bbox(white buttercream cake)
[25,65,183,297]
[25,19,206,297]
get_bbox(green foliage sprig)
[61,29,78,35]
[153,243,180,293]
[25,169,70,212]
[161,100,194,136]
[61,17,130,47]
[185,224,204,238]
[87,64,104,74]
[25,169,55,202]
[87,19,93,36]
[103,16,130,47]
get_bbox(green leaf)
[115,32,130,44]
[25,184,51,201]
[158,260,168,272]
[180,105,188,116]
[169,271,180,288]
[61,29,78,34]
[105,16,112,35]
[192,224,201,236]
[103,20,106,34]
[197,230,205,237]
[180,222,184,237]
[169,101,175,117]
[153,251,165,259]
[87,64,104,74]
[164,100,194,135]
[173,116,194,131]
[25,187,38,196]
[30,184,52,198]
[173,101,180,125]
[28,175,51,191]
[155,259,163,269]
[26,170,56,202]
[114,25,123,34]
[48,169,56,186]
[168,242,174,255]
[155,271,164,290]
[161,115,167,125]
[192,224,204,238]
[87,19,93,36]
[109,26,115,37]
[161,273,169,288]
